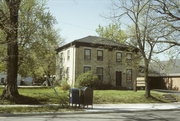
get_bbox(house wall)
[75,46,138,89]
[0,73,22,85]
[56,46,76,86]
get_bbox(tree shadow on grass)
[14,95,41,104]
[148,95,167,103]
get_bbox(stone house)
[56,36,139,89]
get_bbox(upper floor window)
[116,52,122,63]
[126,53,132,60]
[96,67,103,82]
[84,66,91,73]
[60,52,63,63]
[67,50,70,60]
[126,69,132,82]
[97,50,103,61]
[66,67,69,79]
[84,49,91,60]
[126,53,132,64]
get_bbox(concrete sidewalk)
[0,103,180,113]
[86,103,180,112]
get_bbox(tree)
[0,0,21,100]
[17,0,61,80]
[151,0,180,50]
[154,0,180,31]
[96,23,127,43]
[0,0,62,83]
[112,0,174,97]
[0,0,62,101]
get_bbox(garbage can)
[69,88,80,107]
[81,87,93,108]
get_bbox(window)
[126,53,132,64]
[84,66,91,73]
[66,67,69,79]
[67,50,70,60]
[96,67,103,81]
[59,68,63,80]
[97,50,103,61]
[84,49,91,60]
[126,53,132,60]
[60,52,63,63]
[126,69,132,82]
[116,52,122,62]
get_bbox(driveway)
[154,89,180,96]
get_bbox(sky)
[46,0,174,61]
[46,0,115,43]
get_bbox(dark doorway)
[116,71,122,86]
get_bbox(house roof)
[74,36,128,47]
[139,59,180,77]
[56,36,138,52]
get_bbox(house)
[148,59,180,91]
[0,72,22,85]
[55,36,139,89]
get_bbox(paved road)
[0,110,180,121]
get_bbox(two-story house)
[56,36,139,89]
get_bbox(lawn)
[0,106,82,113]
[0,87,176,105]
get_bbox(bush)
[75,71,98,88]
[61,80,70,91]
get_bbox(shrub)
[57,92,69,107]
[61,80,71,91]
[75,71,98,88]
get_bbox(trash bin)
[80,87,93,108]
[69,88,80,107]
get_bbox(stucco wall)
[56,46,76,86]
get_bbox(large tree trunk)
[144,59,151,98]
[1,0,21,101]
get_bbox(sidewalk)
[0,103,180,115]
[86,103,180,112]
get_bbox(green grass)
[0,106,82,113]
[0,87,179,113]
[93,90,170,104]
[0,88,178,105]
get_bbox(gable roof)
[56,36,138,52]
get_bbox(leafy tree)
[17,0,62,80]
[0,0,62,101]
[96,23,127,43]
[0,0,21,101]
[0,0,62,81]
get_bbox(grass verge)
[0,88,178,105]
[0,106,82,113]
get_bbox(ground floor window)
[126,69,132,82]
[96,67,103,81]
[84,66,91,73]
[59,68,63,80]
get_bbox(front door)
[116,71,122,86]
